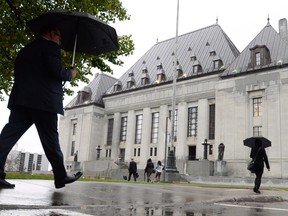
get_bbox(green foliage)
[0,0,134,100]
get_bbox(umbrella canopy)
[243,136,271,148]
[27,9,119,64]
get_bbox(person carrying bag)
[249,139,270,194]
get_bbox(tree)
[0,0,134,100]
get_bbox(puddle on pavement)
[0,208,220,216]
[0,209,92,216]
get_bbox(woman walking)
[155,161,164,182]
[144,158,154,182]
[250,139,270,194]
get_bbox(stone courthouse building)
[60,18,288,178]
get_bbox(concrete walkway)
[184,175,288,188]
[0,179,288,216]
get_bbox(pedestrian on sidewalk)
[0,25,82,189]
[250,139,270,194]
[128,158,137,181]
[155,160,164,182]
[144,158,155,182]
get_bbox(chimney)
[279,18,288,41]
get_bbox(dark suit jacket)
[128,160,137,173]
[8,37,72,115]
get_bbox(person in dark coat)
[250,139,270,194]
[0,25,82,189]
[128,158,137,181]
[144,158,155,182]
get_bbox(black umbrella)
[27,9,119,65]
[243,136,271,148]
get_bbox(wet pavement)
[1,179,288,215]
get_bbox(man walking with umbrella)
[249,138,270,194]
[0,24,82,189]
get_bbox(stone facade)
[216,69,288,178]
[60,19,288,179]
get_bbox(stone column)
[140,108,151,163]
[125,110,136,162]
[197,99,209,159]
[158,105,169,160]
[176,102,188,159]
[111,112,121,161]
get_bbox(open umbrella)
[243,136,271,148]
[27,9,119,66]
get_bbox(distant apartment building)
[6,150,50,173]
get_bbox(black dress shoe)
[55,172,83,189]
[0,179,15,189]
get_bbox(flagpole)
[165,0,180,180]
[171,0,179,149]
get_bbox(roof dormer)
[192,60,203,74]
[76,86,92,105]
[127,71,135,88]
[113,80,122,91]
[213,56,223,69]
[141,66,150,85]
[249,45,271,68]
[156,63,166,83]
[177,64,183,78]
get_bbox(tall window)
[151,112,159,143]
[106,149,111,158]
[132,148,140,157]
[209,104,215,140]
[187,107,198,137]
[28,154,33,172]
[255,52,261,66]
[149,147,157,156]
[135,114,143,144]
[36,155,42,171]
[70,141,75,156]
[134,148,137,156]
[253,126,262,136]
[72,123,77,135]
[120,116,128,142]
[253,97,262,117]
[107,119,114,145]
[169,110,178,141]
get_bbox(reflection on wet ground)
[1,180,288,215]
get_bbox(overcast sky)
[0,0,287,153]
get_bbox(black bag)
[123,175,127,180]
[247,148,260,173]
[247,160,255,172]
[135,173,139,178]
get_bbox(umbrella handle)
[72,34,78,67]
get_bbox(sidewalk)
[183,175,288,188]
[1,179,288,216]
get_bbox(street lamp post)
[202,139,210,160]
[96,145,102,160]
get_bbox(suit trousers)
[0,106,67,181]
